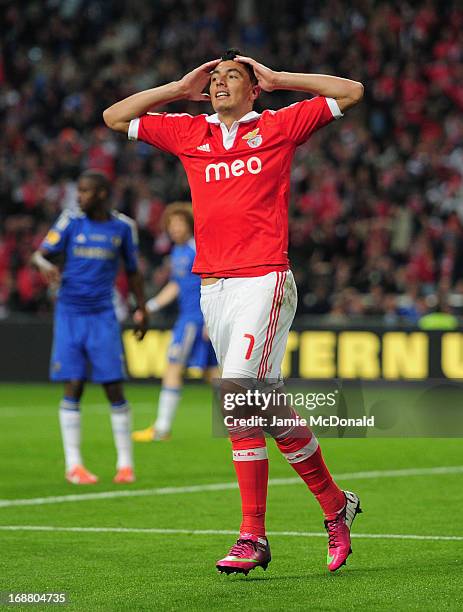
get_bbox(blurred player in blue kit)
[32,170,148,485]
[132,203,218,442]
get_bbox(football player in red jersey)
[104,49,364,574]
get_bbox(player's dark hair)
[162,202,194,235]
[80,169,111,197]
[221,48,258,85]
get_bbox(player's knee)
[103,381,124,404]
[219,379,252,420]
[229,425,266,447]
[164,362,184,387]
[64,380,84,400]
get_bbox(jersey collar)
[205,111,261,125]
[206,111,261,150]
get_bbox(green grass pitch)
[1,383,463,611]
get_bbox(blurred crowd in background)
[1,0,463,325]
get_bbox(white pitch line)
[0,525,462,542]
[1,465,462,509]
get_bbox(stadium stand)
[1,0,463,323]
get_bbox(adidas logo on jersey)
[205,156,262,182]
[197,143,211,152]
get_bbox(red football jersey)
[128,96,342,276]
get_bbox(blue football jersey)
[170,239,203,321]
[41,210,139,313]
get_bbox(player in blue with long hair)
[132,202,218,442]
[32,170,148,484]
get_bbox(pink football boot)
[325,490,362,571]
[216,534,271,575]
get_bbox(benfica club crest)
[242,128,263,148]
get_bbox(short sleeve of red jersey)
[274,97,343,145]
[128,112,194,155]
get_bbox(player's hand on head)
[235,55,277,92]
[179,59,221,102]
[133,306,149,341]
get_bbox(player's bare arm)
[127,270,148,340]
[31,249,61,285]
[145,281,180,314]
[102,59,221,134]
[132,281,179,330]
[235,55,364,112]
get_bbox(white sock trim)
[110,401,129,413]
[232,447,268,461]
[60,399,80,411]
[283,436,319,464]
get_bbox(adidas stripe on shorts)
[200,270,297,381]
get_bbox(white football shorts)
[200,270,297,380]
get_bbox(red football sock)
[231,436,268,537]
[275,435,345,518]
